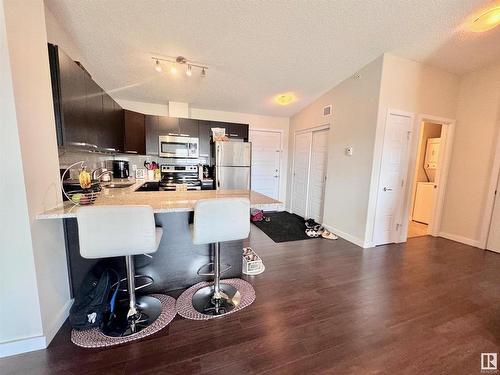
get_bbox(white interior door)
[486,173,500,253]
[291,132,312,218]
[373,113,413,246]
[249,130,281,199]
[307,129,329,222]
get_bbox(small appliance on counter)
[113,160,129,179]
[160,165,201,191]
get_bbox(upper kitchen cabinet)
[49,44,87,147]
[124,110,146,155]
[227,122,249,141]
[198,120,212,157]
[179,118,199,137]
[145,115,159,155]
[158,116,178,135]
[48,43,124,152]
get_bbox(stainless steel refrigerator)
[214,141,252,190]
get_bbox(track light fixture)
[151,55,208,78]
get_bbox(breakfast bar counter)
[37,186,283,219]
[37,188,282,296]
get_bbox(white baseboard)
[323,224,367,248]
[0,298,73,358]
[44,298,73,345]
[0,335,46,358]
[439,232,481,248]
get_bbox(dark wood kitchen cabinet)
[48,43,124,152]
[227,122,249,140]
[179,118,199,137]
[124,110,146,155]
[158,116,178,136]
[145,115,159,155]
[198,120,212,157]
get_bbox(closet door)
[291,132,312,218]
[307,129,329,222]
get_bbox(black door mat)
[252,211,314,243]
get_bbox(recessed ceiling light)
[470,6,500,32]
[274,92,296,106]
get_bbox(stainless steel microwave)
[158,135,199,158]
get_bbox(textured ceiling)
[45,0,499,117]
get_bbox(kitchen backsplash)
[59,148,209,179]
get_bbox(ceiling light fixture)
[152,55,208,78]
[470,6,500,32]
[154,59,162,72]
[274,92,296,106]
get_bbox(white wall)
[440,63,500,245]
[0,0,70,357]
[289,56,384,246]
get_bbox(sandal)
[321,230,338,240]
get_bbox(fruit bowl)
[61,161,101,206]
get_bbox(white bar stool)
[77,205,163,336]
[191,197,250,316]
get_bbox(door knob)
[383,187,393,191]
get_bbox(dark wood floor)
[1,227,499,374]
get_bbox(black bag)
[69,268,120,331]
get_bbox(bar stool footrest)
[112,274,154,292]
[197,263,232,276]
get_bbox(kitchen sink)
[102,182,135,189]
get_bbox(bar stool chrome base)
[192,284,241,316]
[102,295,162,337]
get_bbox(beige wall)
[1,0,70,357]
[289,56,384,245]
[440,63,500,244]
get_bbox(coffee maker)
[113,160,129,179]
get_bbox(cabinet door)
[84,75,103,148]
[57,48,87,146]
[124,110,146,154]
[179,118,199,137]
[198,120,212,157]
[227,123,249,140]
[158,116,179,135]
[145,115,159,155]
[112,100,124,152]
[100,93,116,150]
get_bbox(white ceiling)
[45,0,500,117]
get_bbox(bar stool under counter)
[190,197,251,316]
[76,205,164,337]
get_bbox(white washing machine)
[413,182,436,224]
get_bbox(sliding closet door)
[307,129,329,222]
[291,132,312,218]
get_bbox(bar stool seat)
[190,197,250,316]
[77,205,163,337]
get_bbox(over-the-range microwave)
[158,135,199,158]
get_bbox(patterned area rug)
[71,294,176,348]
[176,278,256,320]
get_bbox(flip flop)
[321,230,338,240]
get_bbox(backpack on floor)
[69,268,120,331]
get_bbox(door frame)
[290,124,329,219]
[479,130,500,249]
[400,113,455,242]
[248,128,284,201]
[371,109,415,246]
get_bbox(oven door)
[159,136,199,158]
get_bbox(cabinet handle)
[383,187,393,191]
[229,134,238,137]
[168,133,179,136]
[125,150,138,154]
[179,134,189,137]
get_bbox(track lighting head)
[201,67,206,78]
[154,59,162,72]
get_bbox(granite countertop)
[37,179,283,219]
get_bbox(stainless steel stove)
[159,165,201,191]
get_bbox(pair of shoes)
[305,218,318,229]
[321,230,338,240]
[306,227,324,237]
